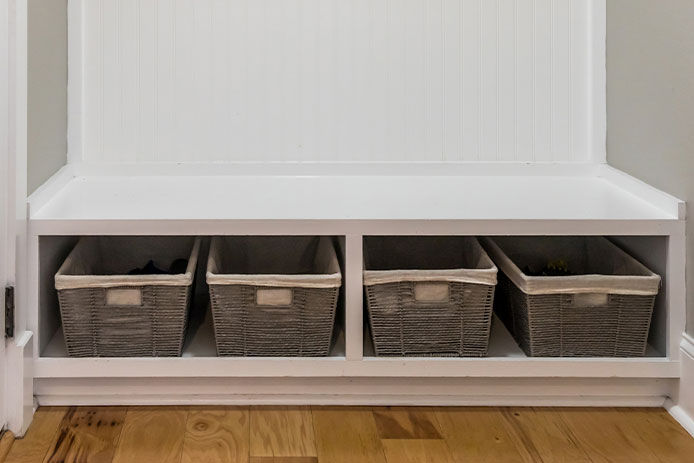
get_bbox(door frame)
[0,0,12,432]
[2,0,30,435]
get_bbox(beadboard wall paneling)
[76,0,601,164]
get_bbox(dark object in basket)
[523,259,574,277]
[169,258,189,274]
[128,258,188,275]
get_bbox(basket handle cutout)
[256,288,293,306]
[105,288,143,306]
[570,293,609,308]
[414,282,450,303]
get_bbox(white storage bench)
[28,165,684,405]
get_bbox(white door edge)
[0,0,12,432]
[1,0,29,434]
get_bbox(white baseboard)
[37,395,668,408]
[666,401,694,437]
[667,333,694,437]
[35,376,671,408]
[5,331,34,437]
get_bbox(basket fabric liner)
[480,236,660,296]
[56,237,201,290]
[363,236,497,286]
[207,236,341,289]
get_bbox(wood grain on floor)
[42,407,126,463]
[372,407,442,440]
[312,407,386,463]
[250,406,316,458]
[5,408,68,463]
[380,439,456,463]
[435,407,533,463]
[249,458,318,463]
[0,431,15,463]
[181,407,249,463]
[501,407,591,463]
[557,408,663,463]
[2,406,693,463]
[111,407,187,463]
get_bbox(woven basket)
[55,237,201,357]
[364,236,497,357]
[207,236,341,357]
[481,236,661,357]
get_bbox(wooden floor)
[2,406,693,462]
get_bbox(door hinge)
[5,286,15,338]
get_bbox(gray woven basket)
[481,237,661,357]
[207,236,342,357]
[55,237,201,357]
[364,237,498,357]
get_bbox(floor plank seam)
[177,408,192,463]
[308,407,320,463]
[430,410,458,463]
[0,430,16,463]
[369,409,390,463]
[41,407,71,463]
[500,408,545,462]
[110,408,127,463]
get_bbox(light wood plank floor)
[2,406,693,462]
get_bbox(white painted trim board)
[67,0,607,165]
[667,334,694,438]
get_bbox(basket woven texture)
[59,285,191,357]
[210,285,338,356]
[56,237,199,357]
[364,236,497,357]
[366,281,494,357]
[208,236,341,357]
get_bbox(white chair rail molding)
[1,0,692,439]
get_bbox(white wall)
[75,0,603,164]
[607,0,694,334]
[28,0,67,193]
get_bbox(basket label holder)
[256,288,294,306]
[414,282,450,303]
[569,293,610,308]
[106,288,143,306]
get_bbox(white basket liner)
[206,236,342,289]
[363,236,497,287]
[55,237,201,290]
[480,236,661,296]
